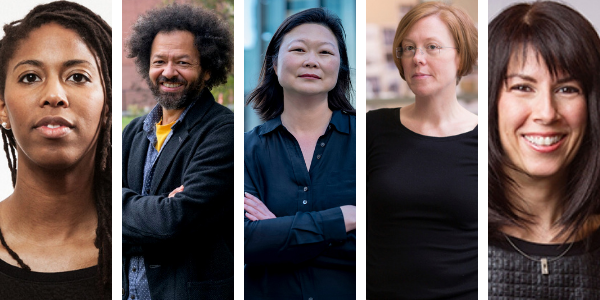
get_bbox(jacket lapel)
[149,89,216,193]
[128,130,149,192]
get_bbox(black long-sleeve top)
[366,107,478,299]
[244,110,356,300]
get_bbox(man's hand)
[168,185,184,198]
[244,192,276,221]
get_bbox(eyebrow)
[402,37,442,44]
[13,60,42,71]
[151,54,195,60]
[289,39,336,48]
[13,59,93,71]
[506,73,576,84]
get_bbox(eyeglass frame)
[395,45,457,59]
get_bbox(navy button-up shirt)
[244,110,356,300]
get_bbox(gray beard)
[149,79,204,110]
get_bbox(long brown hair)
[488,1,600,242]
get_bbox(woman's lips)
[36,125,72,139]
[34,116,73,139]
[299,74,321,79]
[412,73,431,79]
[522,134,565,153]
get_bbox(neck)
[503,170,567,243]
[0,151,97,242]
[410,88,464,124]
[280,91,332,134]
[162,106,185,125]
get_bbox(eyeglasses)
[396,44,457,58]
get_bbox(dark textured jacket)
[122,89,233,300]
[488,228,600,299]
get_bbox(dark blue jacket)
[122,89,233,300]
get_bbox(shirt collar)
[258,109,351,135]
[143,101,196,134]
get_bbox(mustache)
[155,75,187,85]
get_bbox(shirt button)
[316,155,321,159]
[303,200,307,205]
[320,142,325,147]
[303,187,308,192]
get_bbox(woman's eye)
[67,73,90,83]
[292,48,305,52]
[178,61,190,65]
[153,60,164,65]
[321,50,333,55]
[404,46,415,51]
[19,73,41,83]
[427,44,439,50]
[556,86,580,94]
[510,85,533,92]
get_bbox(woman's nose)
[304,52,319,68]
[532,92,559,124]
[40,78,68,108]
[412,48,426,65]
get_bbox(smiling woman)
[488,1,600,299]
[0,1,111,299]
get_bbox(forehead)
[150,30,199,59]
[281,23,339,49]
[9,23,96,67]
[404,15,453,44]
[506,47,566,79]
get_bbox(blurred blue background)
[244,0,356,131]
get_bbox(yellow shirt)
[155,119,176,151]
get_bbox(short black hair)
[246,7,355,121]
[0,0,112,295]
[126,3,233,90]
[488,1,600,241]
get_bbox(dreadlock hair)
[0,0,112,295]
[246,7,355,121]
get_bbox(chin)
[521,164,565,180]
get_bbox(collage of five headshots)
[0,0,598,299]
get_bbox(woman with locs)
[0,1,111,298]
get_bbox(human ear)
[0,97,10,130]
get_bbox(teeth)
[524,135,563,146]
[163,83,182,88]
[47,124,60,129]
